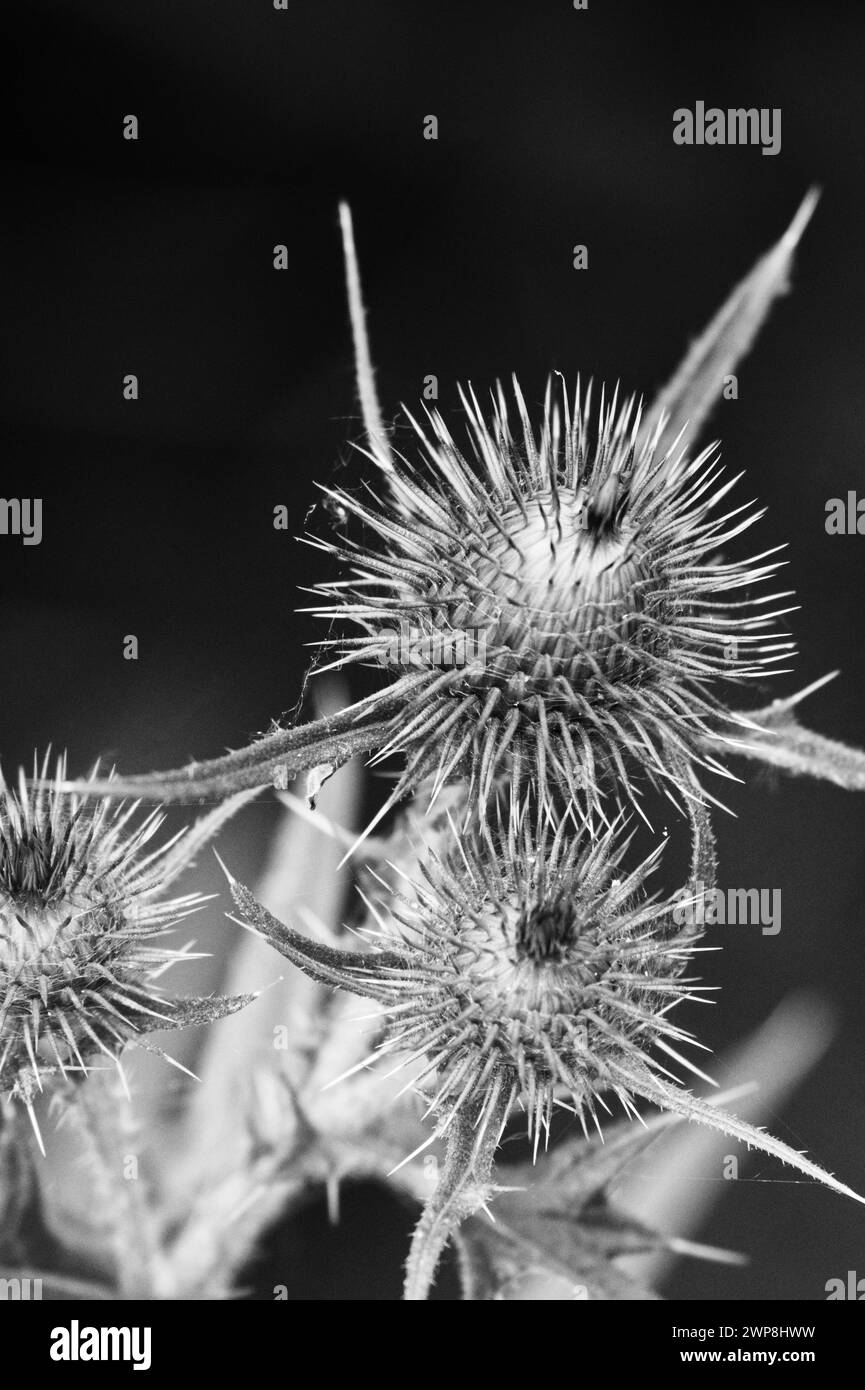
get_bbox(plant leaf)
[629,1071,865,1207]
[713,672,865,790]
[221,864,406,1002]
[456,1205,662,1301]
[452,1114,678,1300]
[721,714,865,790]
[640,188,819,458]
[138,993,257,1033]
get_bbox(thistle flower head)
[226,807,705,1148]
[369,814,709,1147]
[224,787,865,1302]
[0,759,253,1146]
[312,377,793,818]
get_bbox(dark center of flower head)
[515,893,581,963]
[321,813,709,1149]
[447,883,628,1043]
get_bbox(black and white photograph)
[2,0,865,1341]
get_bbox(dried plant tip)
[338,202,393,475]
[639,188,820,459]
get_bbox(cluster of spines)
[223,805,708,1156]
[0,759,251,1147]
[309,376,795,826]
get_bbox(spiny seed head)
[0,759,245,1131]
[226,789,865,1225]
[240,809,706,1148]
[311,376,794,817]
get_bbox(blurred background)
[1,0,864,1299]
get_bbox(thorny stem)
[404,1076,514,1302]
[681,762,717,896]
[717,690,865,791]
[51,708,397,803]
[47,676,865,807]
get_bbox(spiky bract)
[312,377,794,818]
[0,760,249,1135]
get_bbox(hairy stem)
[404,1075,514,1301]
[51,709,396,803]
[681,766,717,893]
[717,702,865,791]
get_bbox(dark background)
[2,0,864,1300]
